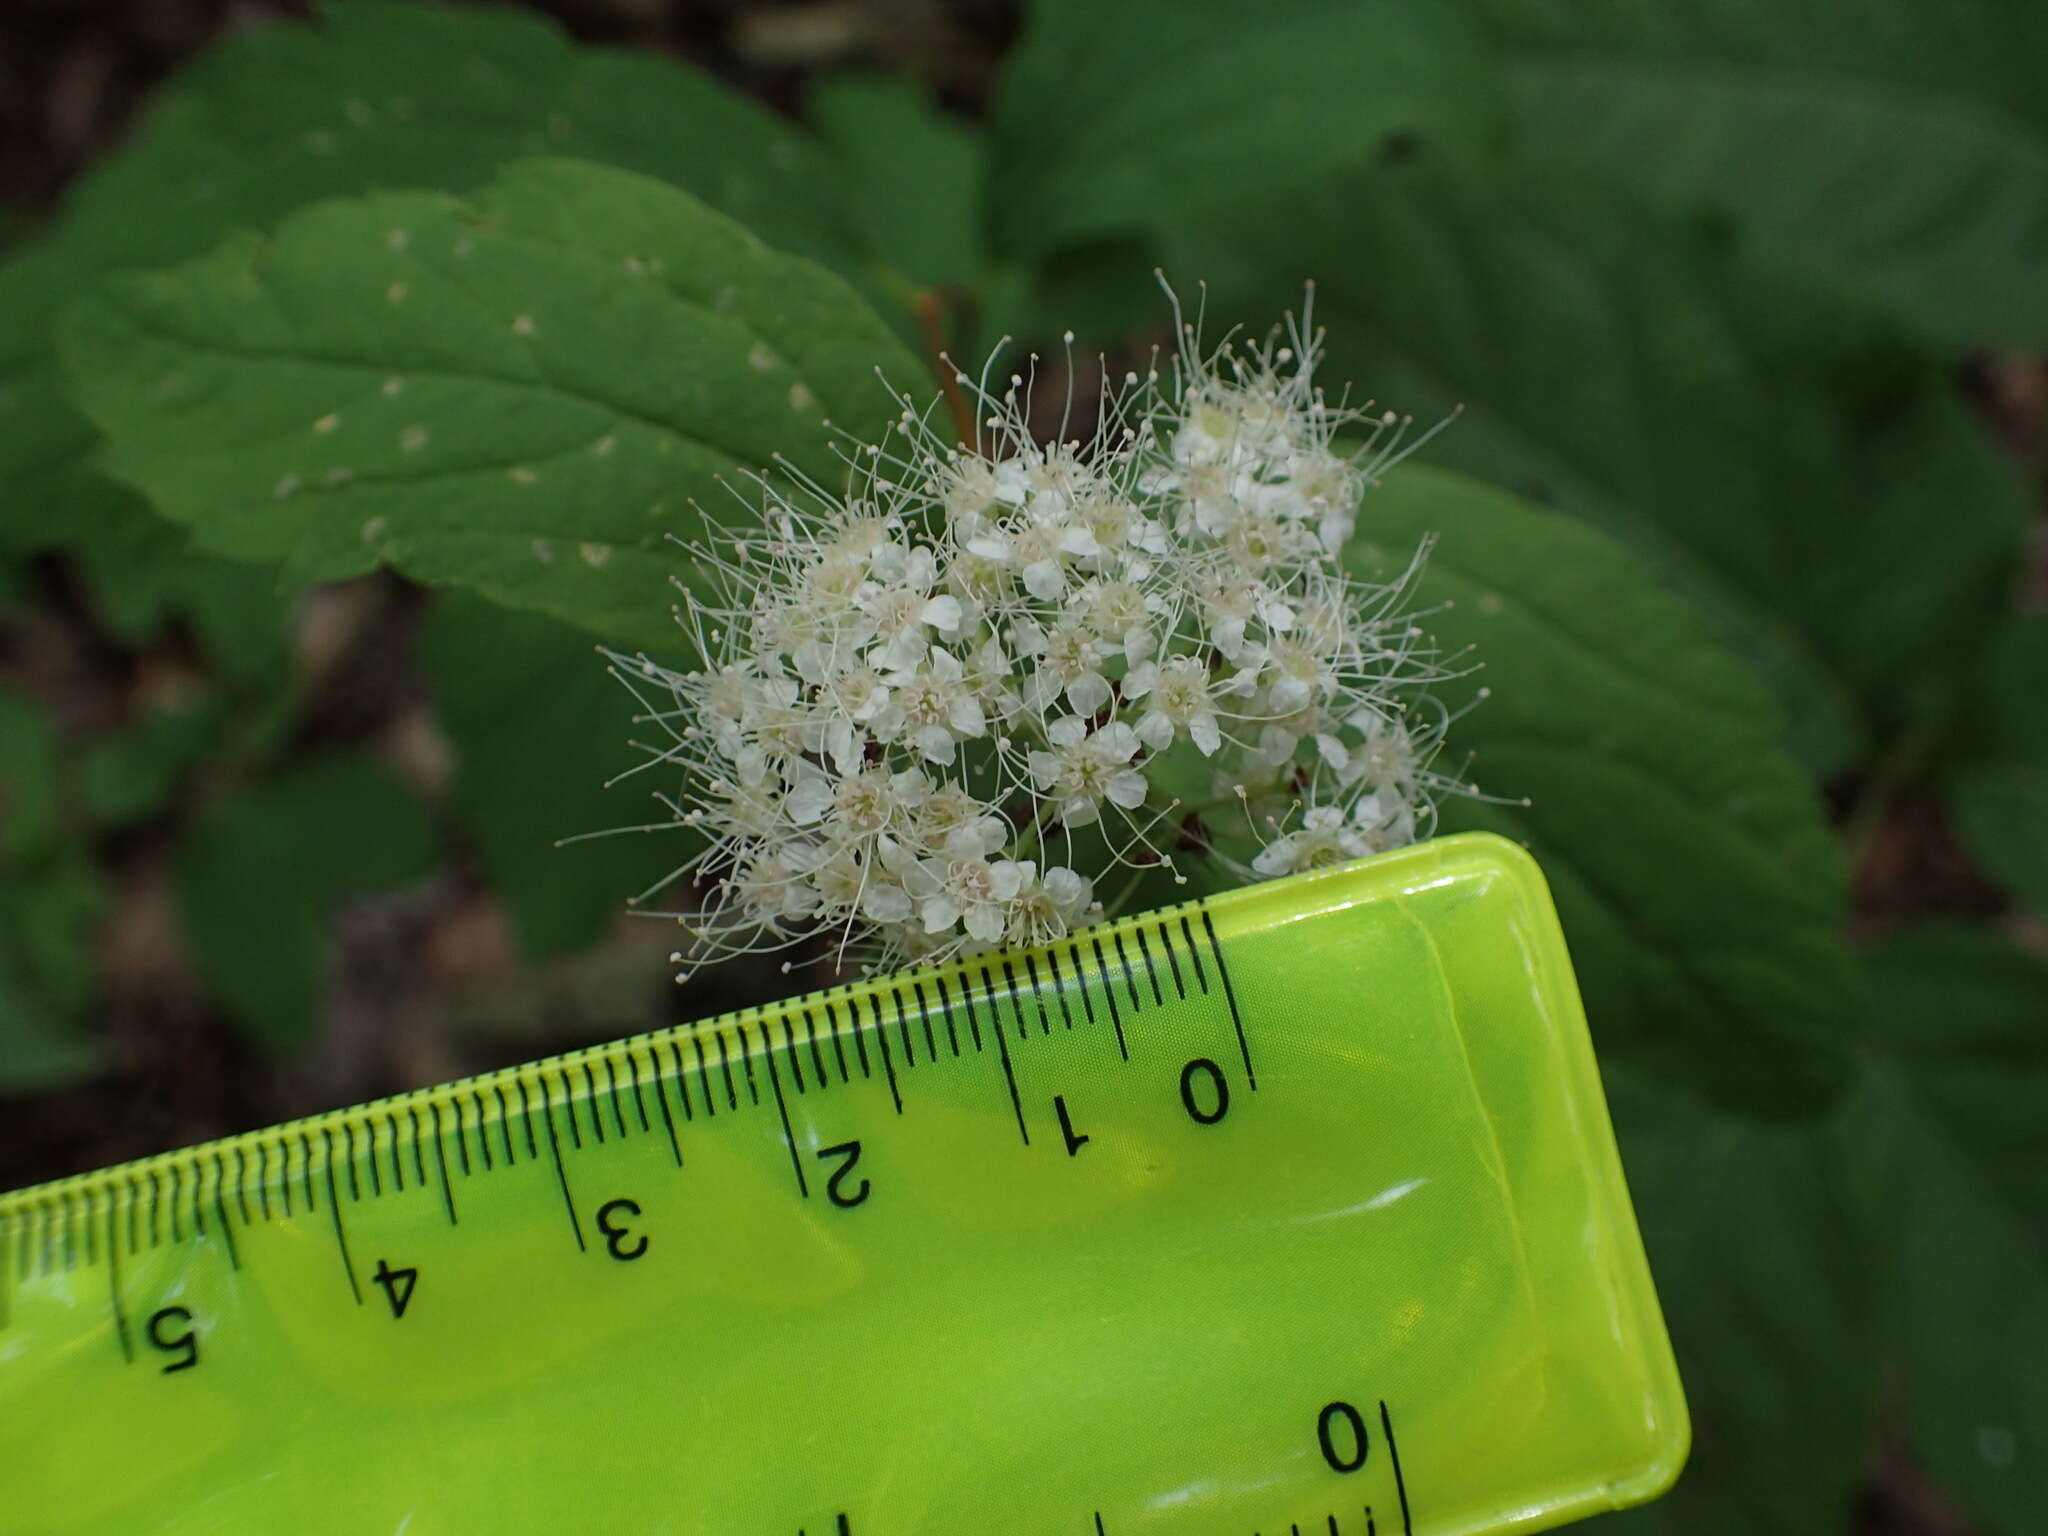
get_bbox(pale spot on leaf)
[344,98,373,127]
[512,313,536,337]
[387,281,410,304]
[591,434,617,458]
[789,382,817,411]
[509,466,538,485]
[386,228,409,253]
[400,426,430,453]
[623,255,646,277]
[532,538,556,565]
[361,516,387,543]
[452,236,474,258]
[1477,592,1504,615]
[748,340,778,372]
[580,542,612,568]
[274,474,301,500]
[382,376,404,397]
[305,130,337,155]
[323,466,353,488]
[314,412,341,434]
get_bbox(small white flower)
[1124,655,1225,755]
[1003,864,1096,948]
[1027,718,1148,827]
[877,647,986,764]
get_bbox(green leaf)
[1952,763,2048,913]
[176,756,437,1054]
[419,594,688,959]
[0,690,61,858]
[1461,0,2048,344]
[1350,466,1857,1114]
[989,0,1499,259]
[1949,616,2048,911]
[0,0,867,555]
[60,158,922,653]
[0,967,100,1097]
[1851,929,2048,1534]
[67,497,298,686]
[82,698,225,827]
[807,75,984,295]
[1600,1066,1878,1533]
[1184,156,2031,774]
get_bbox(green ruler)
[0,832,1686,1534]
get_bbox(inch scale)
[0,833,1686,1534]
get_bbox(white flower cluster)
[611,308,1464,978]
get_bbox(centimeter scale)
[0,833,1687,1534]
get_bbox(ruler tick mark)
[320,1128,363,1305]
[1091,937,1129,1060]
[1134,926,1165,1006]
[208,1154,240,1271]
[494,1085,517,1166]
[829,1004,852,1083]
[693,1031,717,1118]
[1380,1401,1413,1535]
[656,1054,684,1167]
[543,1079,585,1252]
[890,985,917,1068]
[429,1101,458,1225]
[761,1023,809,1199]
[665,1039,694,1122]
[581,1063,607,1145]
[516,1074,540,1161]
[105,1200,132,1363]
[1159,919,1186,998]
[1179,915,1208,992]
[984,977,1029,1145]
[1200,908,1255,1090]
[740,1036,761,1106]
[870,994,903,1114]
[802,1007,828,1087]
[715,1028,741,1110]
[1113,930,1141,1011]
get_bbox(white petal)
[785,772,832,823]
[1043,867,1092,912]
[1121,662,1158,700]
[1048,714,1089,747]
[949,695,986,737]
[921,594,963,634]
[914,725,957,764]
[1136,711,1176,751]
[862,883,912,922]
[1252,840,1296,876]
[1023,559,1066,601]
[1107,769,1148,809]
[922,895,962,933]
[1066,673,1111,714]
[1095,722,1140,761]
[989,861,1027,901]
[1190,712,1223,756]
[964,903,1006,943]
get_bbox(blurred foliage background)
[0,2,2043,1532]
